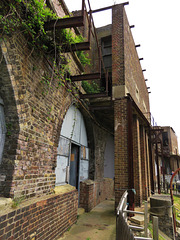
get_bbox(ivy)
[82,81,103,94]
[0,0,56,51]
[0,0,92,99]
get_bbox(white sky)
[64,0,180,148]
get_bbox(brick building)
[0,0,157,239]
[151,126,180,191]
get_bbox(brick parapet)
[0,190,78,240]
[79,178,114,212]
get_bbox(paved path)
[58,199,116,240]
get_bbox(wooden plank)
[144,201,148,237]
[44,16,84,30]
[153,216,159,240]
[71,73,100,82]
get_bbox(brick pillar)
[112,4,124,86]
[140,126,148,200]
[114,99,129,208]
[133,115,142,206]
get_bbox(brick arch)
[55,101,96,181]
[0,48,20,198]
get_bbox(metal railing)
[116,191,159,240]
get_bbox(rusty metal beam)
[63,42,90,52]
[89,105,112,111]
[71,73,100,82]
[80,93,108,99]
[44,16,84,31]
[89,2,129,14]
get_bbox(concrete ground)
[58,199,116,240]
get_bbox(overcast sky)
[64,0,180,148]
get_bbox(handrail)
[116,191,155,240]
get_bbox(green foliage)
[82,80,103,94]
[0,0,92,98]
[77,51,91,67]
[0,0,56,51]
[11,196,25,208]
[0,0,91,67]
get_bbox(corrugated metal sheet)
[55,156,68,185]
[79,160,89,181]
[61,105,88,146]
[57,137,70,156]
[55,104,89,186]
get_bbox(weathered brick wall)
[0,32,80,198]
[93,124,108,180]
[0,190,78,240]
[79,178,114,212]
[123,8,150,117]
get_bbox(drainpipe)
[170,168,180,239]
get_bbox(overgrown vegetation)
[174,195,180,221]
[82,80,103,94]
[0,0,103,96]
[0,0,91,66]
[11,196,25,208]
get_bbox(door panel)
[69,144,79,189]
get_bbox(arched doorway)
[55,105,89,192]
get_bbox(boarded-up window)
[0,97,6,164]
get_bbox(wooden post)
[153,216,159,240]
[144,201,148,237]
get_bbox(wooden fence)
[116,191,159,240]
